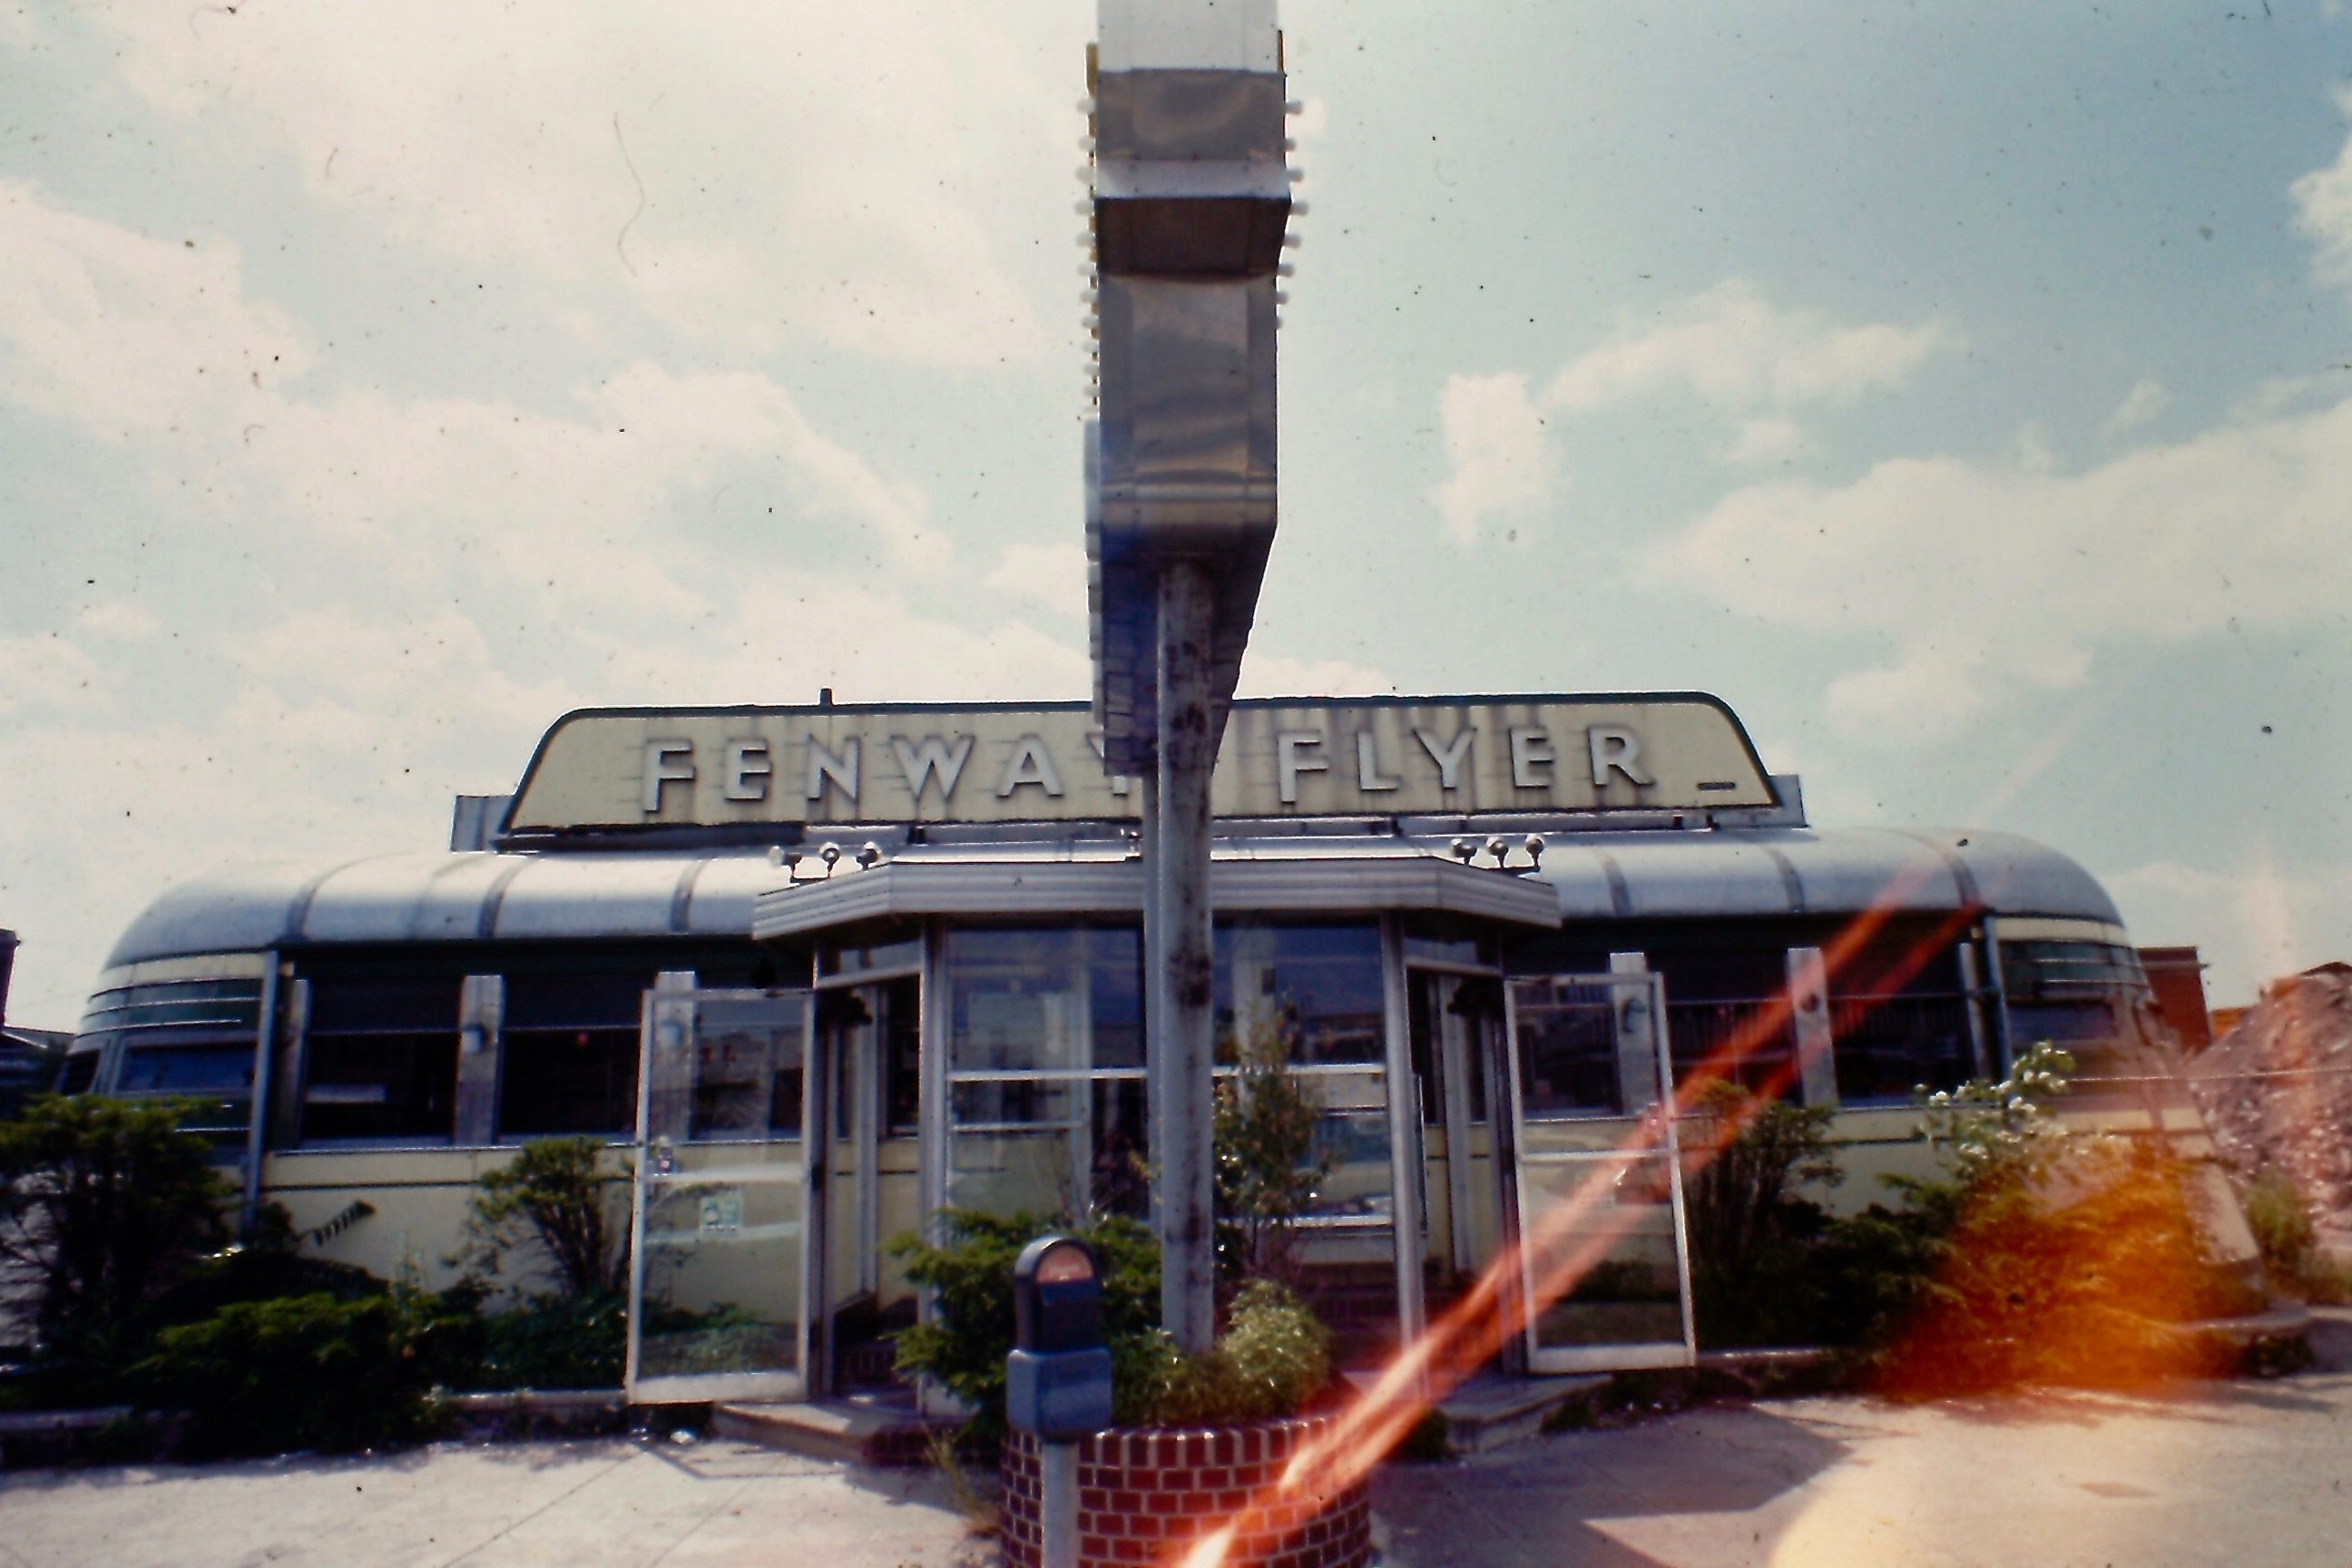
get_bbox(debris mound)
[2186,965,2352,1233]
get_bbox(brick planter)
[1001,1416,1372,1568]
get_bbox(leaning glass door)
[1505,972,1695,1373]
[626,989,812,1404]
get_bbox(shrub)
[2242,1167,2318,1281]
[1682,1082,1842,1348]
[1125,1281,1335,1426]
[456,1136,629,1298]
[891,1212,1334,1435]
[1213,1012,1332,1294]
[1858,1045,2257,1396]
[472,1287,627,1389]
[890,1210,1161,1438]
[135,1291,450,1458]
[0,1095,230,1399]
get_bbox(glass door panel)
[628,990,811,1404]
[1506,973,1695,1373]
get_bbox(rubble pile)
[2187,966,2352,1231]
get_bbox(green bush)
[456,1136,629,1298]
[472,1288,626,1390]
[1682,1083,1842,1348]
[1850,1046,2259,1396]
[0,1095,231,1402]
[2243,1168,2318,1280]
[1125,1281,1335,1426]
[134,1292,451,1458]
[1681,1044,2264,1391]
[889,1210,1161,1438]
[890,1212,1335,1436]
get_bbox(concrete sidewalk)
[6,1315,2349,1567]
[0,1433,985,1568]
[1374,1311,2352,1566]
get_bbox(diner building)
[64,692,2208,1402]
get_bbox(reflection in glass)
[1215,923,1383,1066]
[1512,978,1633,1118]
[1522,1154,1685,1350]
[636,1176,802,1379]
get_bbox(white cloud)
[1542,279,1955,415]
[0,184,943,612]
[0,179,306,442]
[80,0,1068,368]
[1426,372,1553,545]
[1428,281,1957,545]
[1723,415,1806,466]
[983,541,1090,620]
[1237,652,1396,699]
[2106,853,2352,1006]
[74,602,164,642]
[584,575,1088,704]
[1651,397,2352,745]
[2227,373,2334,424]
[2102,377,2171,438]
[0,634,107,714]
[0,181,1083,1018]
[2292,86,2352,294]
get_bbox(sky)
[2,0,2347,1024]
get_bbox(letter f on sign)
[642,740,695,814]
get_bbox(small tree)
[457,1136,628,1298]
[0,1095,229,1381]
[1212,1008,1331,1294]
[1682,1081,1842,1347]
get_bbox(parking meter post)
[1039,1441,1079,1568]
[1007,1236,1112,1568]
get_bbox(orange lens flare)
[1161,867,1999,1567]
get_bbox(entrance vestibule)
[628,874,1704,1399]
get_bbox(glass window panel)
[504,973,652,1031]
[1666,1000,1793,1096]
[500,1027,640,1136]
[947,1125,1084,1217]
[1402,931,1486,968]
[1306,1102,1396,1227]
[951,1076,1086,1128]
[1522,1154,1686,1351]
[1215,923,1383,1066]
[820,933,924,976]
[58,1052,101,1095]
[1833,936,1963,997]
[880,976,923,1134]
[946,927,1141,1074]
[1511,980,1625,1118]
[689,1009,804,1141]
[635,1176,803,1379]
[119,1044,252,1094]
[307,975,460,1034]
[301,1033,458,1142]
[1090,1078,1152,1219]
[1828,995,1972,1102]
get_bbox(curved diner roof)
[101,824,2122,975]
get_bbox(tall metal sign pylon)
[1083,0,1298,1352]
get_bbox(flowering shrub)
[1863,1044,2259,1396]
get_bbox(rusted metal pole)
[1155,559,1219,1354]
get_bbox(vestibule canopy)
[749,844,1563,945]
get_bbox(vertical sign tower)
[1084,0,1296,1351]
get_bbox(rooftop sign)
[501,694,1776,835]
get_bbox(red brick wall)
[1002,1416,1372,1568]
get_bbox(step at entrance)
[711,1391,955,1466]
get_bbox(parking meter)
[1005,1235,1113,1441]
